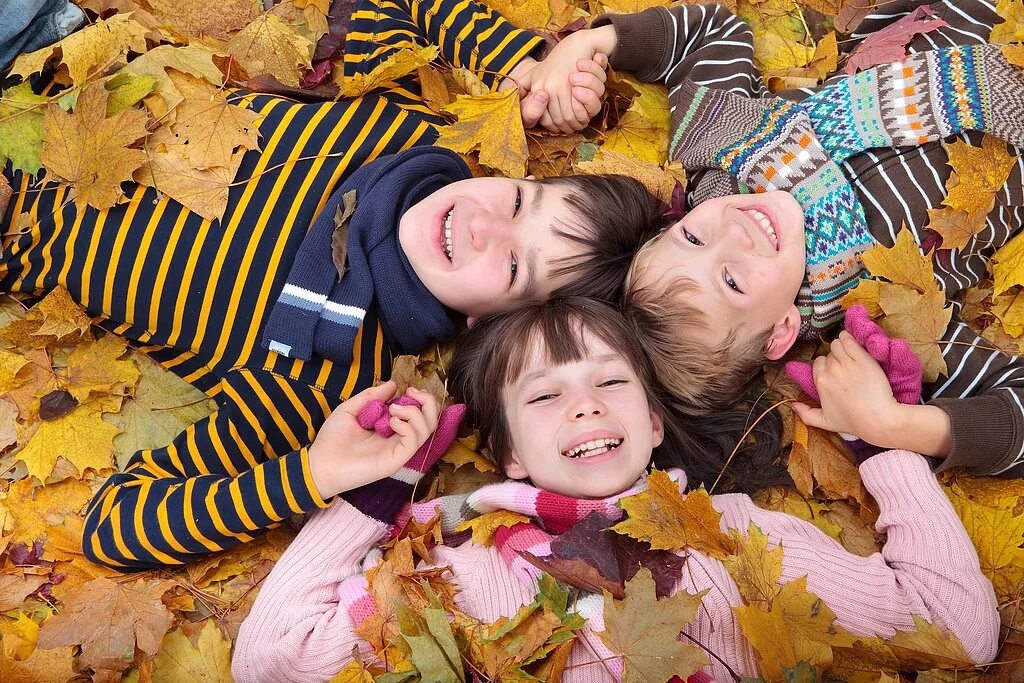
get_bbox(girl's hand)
[791,332,903,446]
[308,381,441,499]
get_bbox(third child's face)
[501,333,664,499]
[632,191,806,338]
[399,177,581,319]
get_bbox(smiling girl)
[233,297,998,682]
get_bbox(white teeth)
[442,210,454,261]
[747,209,777,243]
[562,438,623,459]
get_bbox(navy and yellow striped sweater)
[0,0,542,570]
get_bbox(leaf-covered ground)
[2,0,1024,681]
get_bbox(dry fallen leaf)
[436,89,529,178]
[227,13,316,88]
[338,46,438,98]
[152,620,233,683]
[788,416,872,512]
[455,510,531,546]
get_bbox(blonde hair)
[624,238,772,413]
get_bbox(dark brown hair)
[539,174,671,305]
[448,297,788,495]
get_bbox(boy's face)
[632,191,807,357]
[400,177,580,319]
[500,332,664,499]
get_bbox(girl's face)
[399,177,583,320]
[500,331,664,499]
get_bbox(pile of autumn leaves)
[2,0,1024,681]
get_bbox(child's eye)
[599,379,627,387]
[513,186,523,218]
[509,253,519,287]
[682,227,704,246]
[527,393,556,404]
[724,268,743,293]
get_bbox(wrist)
[876,403,952,457]
[499,56,537,92]
[591,25,618,56]
[308,441,346,499]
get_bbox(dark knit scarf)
[673,44,1024,336]
[262,147,471,363]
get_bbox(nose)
[726,213,756,252]
[568,392,606,420]
[468,208,510,251]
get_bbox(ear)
[503,447,529,480]
[525,174,536,181]
[649,410,665,448]
[764,303,802,361]
[466,316,478,329]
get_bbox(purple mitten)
[342,395,466,524]
[784,305,925,462]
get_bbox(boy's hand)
[791,332,904,446]
[308,381,441,499]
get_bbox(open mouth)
[440,208,454,262]
[743,208,779,251]
[561,437,624,460]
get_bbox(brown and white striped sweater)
[597,0,1024,476]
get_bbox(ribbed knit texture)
[262,146,469,363]
[234,450,1000,683]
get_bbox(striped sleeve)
[925,320,1024,476]
[344,0,544,91]
[82,368,333,570]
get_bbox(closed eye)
[599,379,627,387]
[527,393,556,404]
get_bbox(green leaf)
[105,72,157,115]
[0,83,46,175]
[397,603,465,683]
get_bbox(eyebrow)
[514,354,626,391]
[523,248,538,299]
[532,182,544,215]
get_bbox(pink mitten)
[785,305,923,405]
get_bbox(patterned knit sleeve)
[343,0,544,91]
[81,368,331,570]
[738,450,1000,664]
[232,501,388,683]
[924,319,1024,476]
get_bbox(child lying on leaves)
[233,297,998,683]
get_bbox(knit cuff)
[341,480,414,526]
[929,392,1021,475]
[591,8,673,83]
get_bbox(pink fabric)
[233,451,1000,683]
[356,396,466,472]
[786,305,923,405]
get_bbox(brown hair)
[448,297,788,495]
[538,174,671,305]
[624,237,772,414]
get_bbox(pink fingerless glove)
[341,395,466,525]
[785,305,923,462]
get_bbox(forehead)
[510,329,620,388]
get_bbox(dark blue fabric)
[262,146,470,363]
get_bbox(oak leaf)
[877,284,951,382]
[436,90,529,178]
[455,510,531,546]
[37,577,176,672]
[0,83,47,176]
[597,568,709,683]
[11,14,149,86]
[227,13,316,88]
[613,470,737,557]
[40,82,149,211]
[992,0,1024,44]
[152,621,233,683]
[339,46,438,98]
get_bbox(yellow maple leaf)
[436,89,529,178]
[602,80,669,164]
[442,435,498,473]
[40,82,149,211]
[992,231,1024,295]
[754,487,844,542]
[990,290,1024,337]
[63,334,140,403]
[227,13,315,88]
[1003,42,1024,67]
[455,510,531,546]
[339,46,439,99]
[723,523,783,610]
[826,636,901,683]
[0,478,93,548]
[840,279,883,317]
[152,621,233,683]
[735,576,857,682]
[329,659,378,683]
[943,136,1018,219]
[0,611,39,662]
[123,44,225,120]
[600,0,670,13]
[576,149,679,203]
[482,0,553,30]
[0,348,30,394]
[0,641,76,683]
[992,0,1024,43]
[136,146,243,223]
[10,14,149,86]
[926,206,985,252]
[860,227,938,295]
[146,0,261,42]
[946,491,1024,602]
[886,615,972,671]
[612,469,737,557]
[877,285,951,382]
[17,399,121,483]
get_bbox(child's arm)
[745,450,999,662]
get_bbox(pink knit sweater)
[232,451,999,682]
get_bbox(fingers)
[595,52,609,69]
[573,86,602,119]
[575,58,607,84]
[519,90,548,129]
[339,380,397,417]
[791,401,832,431]
[836,330,874,364]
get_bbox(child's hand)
[791,332,904,446]
[308,381,441,499]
